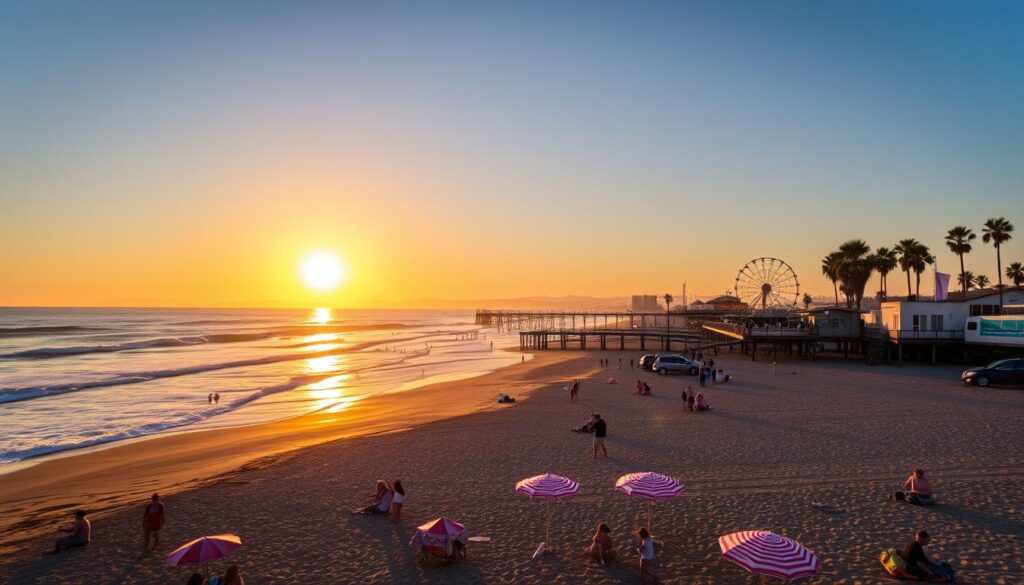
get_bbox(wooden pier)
[519,328,702,352]
[477,309,730,333]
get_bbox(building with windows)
[630,295,661,312]
[879,287,1024,340]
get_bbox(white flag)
[935,272,951,301]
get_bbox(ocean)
[0,308,517,465]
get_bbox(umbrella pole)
[647,500,652,534]
[545,500,551,546]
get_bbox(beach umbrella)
[718,530,819,581]
[615,472,684,532]
[408,517,468,556]
[167,534,242,576]
[515,473,580,555]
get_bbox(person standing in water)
[213,392,220,404]
[143,493,165,549]
[207,393,213,404]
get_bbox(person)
[51,510,90,553]
[207,393,213,404]
[187,574,204,585]
[637,527,659,584]
[629,358,634,369]
[222,564,245,585]
[213,392,220,404]
[696,393,710,411]
[698,365,706,388]
[143,493,165,549]
[902,469,935,506]
[902,530,953,582]
[390,479,405,522]
[618,357,622,369]
[682,385,691,400]
[641,381,651,396]
[447,539,467,563]
[635,380,643,396]
[586,523,615,565]
[591,414,607,458]
[350,480,393,514]
[687,389,695,412]
[570,380,580,402]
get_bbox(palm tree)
[662,293,673,345]
[1007,262,1024,287]
[976,274,991,289]
[912,247,934,298]
[836,239,874,310]
[802,293,812,310]
[982,217,1014,308]
[871,247,898,299]
[945,226,976,296]
[894,239,921,299]
[957,271,975,291]
[821,252,842,305]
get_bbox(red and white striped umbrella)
[719,530,820,581]
[516,474,579,552]
[615,472,684,531]
[167,534,242,567]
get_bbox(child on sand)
[586,523,615,565]
[390,479,405,522]
[637,527,659,584]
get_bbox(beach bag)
[879,548,913,579]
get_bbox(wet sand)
[2,351,1024,584]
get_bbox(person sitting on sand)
[351,480,393,514]
[390,479,405,522]
[636,527,659,584]
[902,530,954,582]
[51,510,90,554]
[641,381,651,396]
[143,493,165,549]
[902,469,935,506]
[586,522,616,565]
[220,564,245,585]
[695,393,710,411]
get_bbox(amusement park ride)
[733,257,801,312]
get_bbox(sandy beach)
[3,351,1024,584]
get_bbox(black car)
[961,358,1024,387]
[639,354,657,370]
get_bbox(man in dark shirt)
[591,414,607,459]
[903,530,949,582]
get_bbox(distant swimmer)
[213,392,220,405]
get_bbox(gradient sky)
[2,1,1023,307]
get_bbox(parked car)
[639,354,658,370]
[961,358,1024,386]
[652,354,700,376]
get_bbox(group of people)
[681,386,710,411]
[47,495,247,584]
[350,479,406,522]
[584,523,660,583]
[633,380,652,396]
[206,392,221,405]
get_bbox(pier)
[476,309,729,332]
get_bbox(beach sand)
[3,350,1024,584]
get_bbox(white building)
[879,286,1024,340]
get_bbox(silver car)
[652,354,699,376]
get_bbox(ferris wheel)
[734,257,800,311]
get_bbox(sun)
[300,252,346,291]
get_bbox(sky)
[1,1,1023,308]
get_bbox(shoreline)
[0,351,593,557]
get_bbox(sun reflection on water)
[311,307,332,324]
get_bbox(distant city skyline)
[1,1,1022,308]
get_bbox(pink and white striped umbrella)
[719,530,820,581]
[515,474,580,499]
[516,474,579,550]
[166,534,242,567]
[615,472,684,531]
[408,517,468,555]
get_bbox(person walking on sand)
[637,527,659,584]
[213,392,220,404]
[570,380,580,402]
[698,365,706,388]
[50,510,90,554]
[207,393,213,404]
[630,358,634,369]
[687,389,695,412]
[143,493,165,549]
[591,414,607,458]
[618,357,622,370]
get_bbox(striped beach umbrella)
[718,530,820,581]
[516,474,580,554]
[167,534,242,577]
[615,472,684,532]
[408,517,468,557]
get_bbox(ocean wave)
[0,374,320,464]
[0,325,107,338]
[2,324,413,360]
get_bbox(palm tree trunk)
[906,269,912,298]
[959,253,966,296]
[997,244,1004,309]
[915,271,921,297]
[832,281,838,305]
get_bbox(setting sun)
[300,252,346,291]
